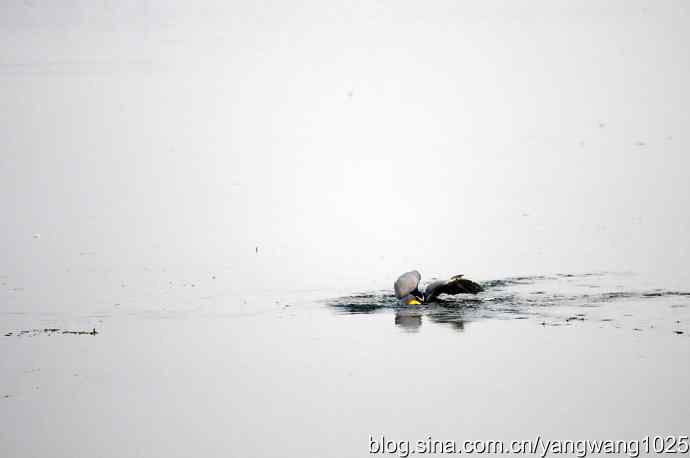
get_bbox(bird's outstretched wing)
[425,275,483,302]
[394,270,421,299]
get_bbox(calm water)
[3,3,690,457]
[2,270,689,457]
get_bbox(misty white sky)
[2,0,689,291]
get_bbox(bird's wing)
[425,274,483,302]
[394,270,421,299]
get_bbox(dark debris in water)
[566,315,585,322]
[4,328,99,337]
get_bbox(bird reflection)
[427,311,466,331]
[394,309,423,332]
[394,307,467,333]
[327,293,471,333]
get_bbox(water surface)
[2,271,689,457]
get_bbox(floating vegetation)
[4,328,98,337]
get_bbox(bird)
[394,270,483,306]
